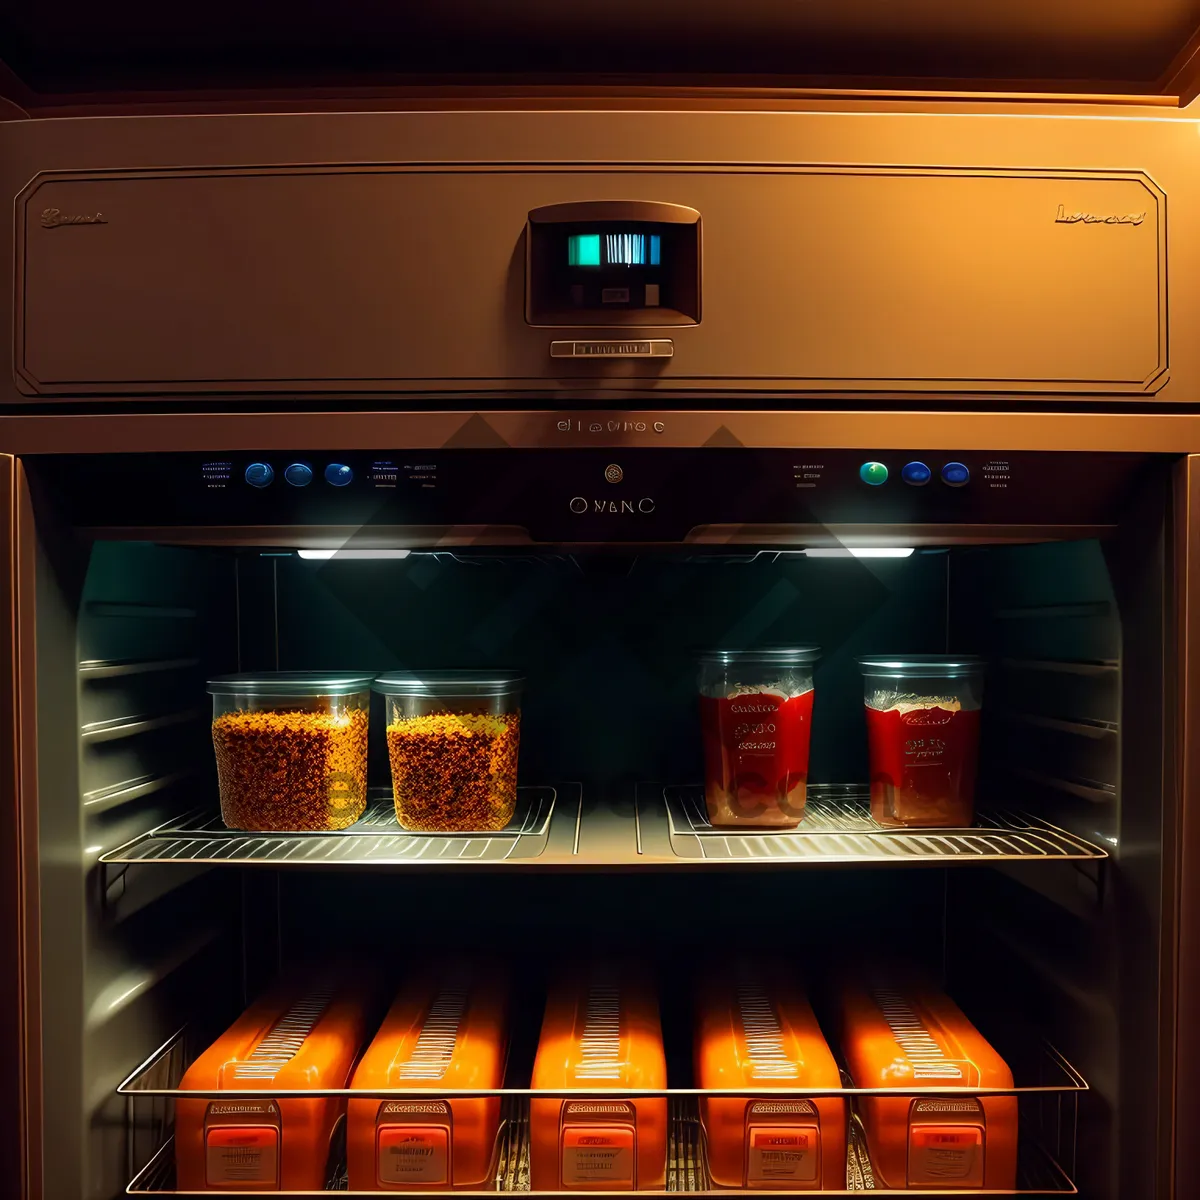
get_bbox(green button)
[860,461,889,486]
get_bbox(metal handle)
[550,339,673,359]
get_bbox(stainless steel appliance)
[2,101,1199,1200]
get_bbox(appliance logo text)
[1054,204,1145,226]
[570,496,656,514]
[558,419,666,435]
[40,208,107,228]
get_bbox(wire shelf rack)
[121,1027,1082,1195]
[98,782,1107,870]
[100,786,559,866]
[125,1102,1078,1195]
[662,785,1108,864]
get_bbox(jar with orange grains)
[207,672,374,831]
[374,670,523,833]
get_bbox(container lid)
[206,671,376,696]
[698,646,821,666]
[373,670,525,697]
[857,655,984,678]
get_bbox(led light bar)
[297,549,412,560]
[802,548,915,559]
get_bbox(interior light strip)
[802,548,915,559]
[296,549,412,560]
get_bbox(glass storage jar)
[859,655,985,828]
[697,647,821,828]
[374,671,523,832]
[207,672,374,831]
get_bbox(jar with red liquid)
[858,655,985,828]
[698,647,820,828]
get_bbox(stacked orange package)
[531,965,668,1191]
[695,963,846,1190]
[347,962,511,1190]
[176,977,375,1191]
[835,971,1018,1190]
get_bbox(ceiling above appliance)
[4,0,1200,111]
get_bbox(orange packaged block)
[531,967,668,1191]
[176,978,375,1191]
[695,964,846,1190]
[347,964,511,1190]
[835,973,1017,1191]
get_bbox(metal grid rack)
[125,1104,1078,1196]
[99,782,1107,869]
[120,1029,1084,1196]
[101,786,560,866]
[127,1099,706,1195]
[662,785,1108,864]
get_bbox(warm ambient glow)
[297,549,413,560]
[802,548,915,559]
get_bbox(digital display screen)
[568,233,601,266]
[568,232,661,268]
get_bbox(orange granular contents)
[212,707,369,831]
[385,711,520,832]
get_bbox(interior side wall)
[947,468,1172,1200]
[34,536,241,1200]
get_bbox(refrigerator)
[0,101,1197,1200]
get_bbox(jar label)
[561,1125,635,1188]
[205,1126,278,1186]
[747,1126,820,1184]
[907,1126,983,1187]
[377,1126,450,1186]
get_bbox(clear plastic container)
[859,655,985,828]
[374,671,523,832]
[207,672,374,831]
[697,647,821,828]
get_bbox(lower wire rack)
[127,1099,1078,1196]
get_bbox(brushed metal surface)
[13,166,1164,396]
[0,107,1197,408]
[2,410,1200,456]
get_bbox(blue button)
[244,462,274,488]
[324,463,354,487]
[901,461,932,486]
[284,462,313,487]
[859,461,889,486]
[941,462,970,487]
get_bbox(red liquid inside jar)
[700,690,814,827]
[865,703,981,828]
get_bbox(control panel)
[860,459,978,488]
[37,449,1150,541]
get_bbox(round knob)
[284,462,314,487]
[941,462,970,488]
[859,461,889,486]
[324,463,354,487]
[244,462,274,489]
[901,461,932,486]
